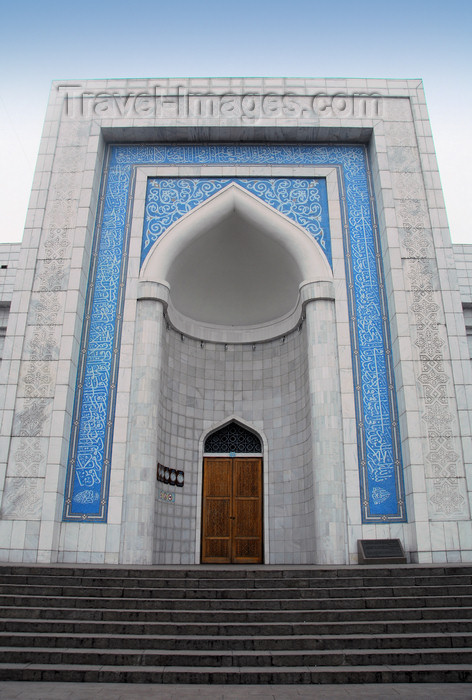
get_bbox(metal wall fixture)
[157,464,184,487]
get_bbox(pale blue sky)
[1,0,471,242]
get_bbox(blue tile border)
[63,144,406,523]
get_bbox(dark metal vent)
[204,422,262,454]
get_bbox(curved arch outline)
[140,182,333,343]
[141,182,333,284]
[203,417,264,454]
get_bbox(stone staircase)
[0,564,471,684]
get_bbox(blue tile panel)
[63,144,406,523]
[142,177,331,266]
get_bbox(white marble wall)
[155,320,314,565]
[454,245,472,304]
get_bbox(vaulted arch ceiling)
[141,183,332,328]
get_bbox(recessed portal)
[135,178,344,566]
[202,422,263,564]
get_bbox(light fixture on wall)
[157,463,184,487]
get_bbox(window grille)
[204,422,262,453]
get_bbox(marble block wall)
[155,325,313,565]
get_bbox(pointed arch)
[141,182,332,284]
[204,420,262,454]
[139,183,333,338]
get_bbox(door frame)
[196,418,268,564]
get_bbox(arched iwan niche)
[122,181,346,567]
[140,183,333,342]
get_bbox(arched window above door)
[204,422,262,454]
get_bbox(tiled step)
[1,583,471,600]
[1,600,472,623]
[2,573,472,590]
[0,564,471,685]
[2,564,471,577]
[1,591,471,611]
[2,613,472,638]
[0,662,471,684]
[2,630,471,651]
[3,618,472,639]
[2,646,472,667]
[2,573,472,587]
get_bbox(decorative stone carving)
[25,326,59,361]
[429,478,467,516]
[1,478,43,520]
[396,170,468,519]
[28,291,63,326]
[388,147,421,174]
[7,171,71,476]
[37,169,80,262]
[18,361,55,398]
[42,227,71,260]
[54,146,86,173]
[34,259,68,292]
[384,122,416,148]
[12,398,52,437]
[8,438,47,477]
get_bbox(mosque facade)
[0,78,471,565]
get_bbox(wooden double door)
[201,457,263,564]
